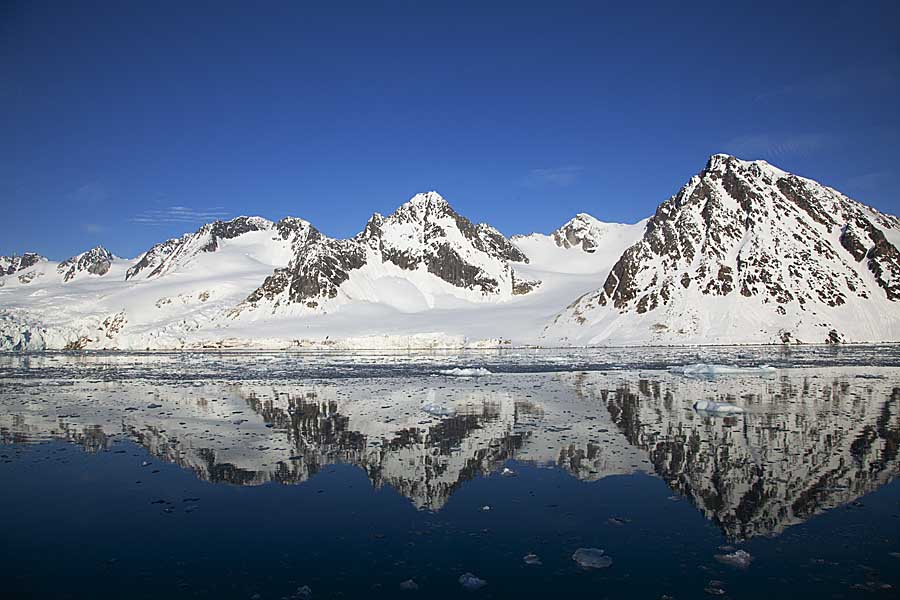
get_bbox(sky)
[2,1,899,260]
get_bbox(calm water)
[1,348,899,599]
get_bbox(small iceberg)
[523,553,542,565]
[693,400,745,415]
[714,549,753,569]
[438,367,492,377]
[671,363,776,377]
[572,547,613,569]
[459,572,487,591]
[399,579,419,591]
[421,401,454,417]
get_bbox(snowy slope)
[545,154,900,345]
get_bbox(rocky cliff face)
[547,155,900,344]
[1,253,45,276]
[57,246,114,282]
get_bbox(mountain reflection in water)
[1,367,897,540]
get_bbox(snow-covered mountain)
[545,154,900,345]
[57,246,114,282]
[125,216,276,280]
[2,155,900,350]
[1,252,45,277]
[236,191,533,316]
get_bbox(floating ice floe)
[421,401,454,417]
[670,363,777,377]
[572,547,613,569]
[292,585,312,600]
[693,400,745,415]
[399,579,419,591]
[523,553,542,565]
[438,367,492,377]
[501,467,516,477]
[459,572,487,591]
[714,549,753,569]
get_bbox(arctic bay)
[2,348,899,599]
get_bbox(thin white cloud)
[130,206,231,225]
[82,223,104,234]
[754,64,898,103]
[527,166,584,187]
[722,133,832,161]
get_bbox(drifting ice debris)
[714,549,753,569]
[501,467,516,477]
[704,580,726,596]
[293,585,312,600]
[459,572,487,591]
[421,401,454,417]
[399,579,419,591]
[572,548,613,569]
[693,400,745,415]
[438,367,492,377]
[671,363,777,377]
[523,553,542,565]
[480,505,491,511]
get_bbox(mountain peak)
[1,252,46,276]
[703,153,788,179]
[393,191,452,219]
[407,190,447,206]
[57,246,113,282]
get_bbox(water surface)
[1,348,899,599]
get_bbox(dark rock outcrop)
[57,247,113,282]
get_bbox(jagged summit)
[704,153,789,181]
[57,246,114,282]
[1,252,45,276]
[238,191,532,316]
[126,215,274,280]
[399,190,450,210]
[546,154,900,345]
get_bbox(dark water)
[1,350,899,599]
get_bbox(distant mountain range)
[2,154,900,350]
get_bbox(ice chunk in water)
[399,579,419,591]
[693,400,745,414]
[714,549,753,569]
[459,572,487,591]
[523,553,542,565]
[421,401,454,417]
[438,367,492,377]
[293,585,312,600]
[572,547,613,569]
[671,363,776,377]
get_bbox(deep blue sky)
[3,1,899,259]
